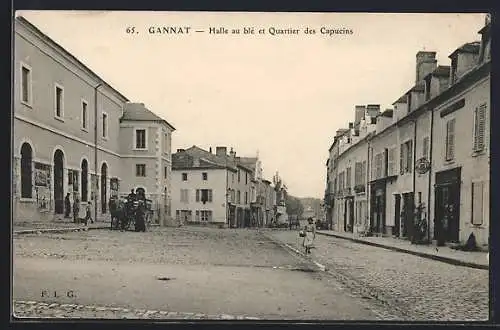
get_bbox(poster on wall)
[68,170,79,192]
[110,177,119,197]
[34,162,51,210]
[90,174,98,201]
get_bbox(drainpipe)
[427,109,434,244]
[412,119,417,241]
[94,83,102,222]
[225,166,229,228]
[366,137,371,233]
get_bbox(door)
[101,163,108,214]
[349,199,354,232]
[402,193,414,240]
[343,199,348,231]
[394,194,401,237]
[435,184,460,243]
[53,149,64,214]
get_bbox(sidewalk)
[13,219,109,235]
[317,230,489,270]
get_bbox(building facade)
[13,16,175,225]
[325,20,490,247]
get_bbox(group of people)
[109,189,148,231]
[64,193,94,225]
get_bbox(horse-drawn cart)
[110,197,153,232]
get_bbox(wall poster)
[34,162,51,210]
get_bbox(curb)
[317,231,488,270]
[14,225,109,235]
[13,300,260,320]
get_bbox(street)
[14,227,381,320]
[13,227,488,321]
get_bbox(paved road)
[13,227,384,320]
[265,230,489,321]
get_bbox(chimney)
[215,146,227,157]
[416,51,437,83]
[176,149,185,153]
[230,147,236,158]
[209,147,212,153]
[348,122,353,129]
[354,105,366,125]
[366,104,380,118]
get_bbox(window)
[202,172,208,180]
[20,143,33,198]
[244,192,248,204]
[237,190,241,203]
[164,133,169,154]
[374,153,383,179]
[388,147,396,176]
[232,173,235,183]
[196,189,213,203]
[400,141,413,174]
[238,169,241,182]
[346,167,351,189]
[102,112,108,138]
[21,64,32,105]
[354,162,362,186]
[180,189,189,203]
[182,173,188,181]
[54,85,64,118]
[422,137,429,158]
[245,172,248,184]
[445,119,456,161]
[81,100,88,130]
[134,129,147,149]
[200,210,212,222]
[471,181,484,226]
[136,164,146,177]
[164,166,168,179]
[473,104,486,152]
[361,161,367,184]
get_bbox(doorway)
[53,149,64,214]
[435,168,461,244]
[101,163,107,213]
[402,192,414,239]
[394,194,401,237]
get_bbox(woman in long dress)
[302,217,316,254]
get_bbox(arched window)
[81,159,88,202]
[20,143,33,198]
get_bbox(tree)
[286,195,304,217]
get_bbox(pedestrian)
[302,217,316,255]
[85,201,94,225]
[64,193,71,218]
[73,197,80,224]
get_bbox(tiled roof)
[121,103,176,130]
[172,146,237,171]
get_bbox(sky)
[16,11,486,199]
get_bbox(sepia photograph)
[12,11,490,321]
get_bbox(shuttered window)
[406,140,413,173]
[445,119,456,161]
[473,104,486,152]
[422,137,429,158]
[362,161,367,184]
[354,162,362,186]
[400,144,405,175]
[471,181,484,226]
[388,147,396,176]
[346,167,352,188]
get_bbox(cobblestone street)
[265,230,489,321]
[14,227,384,320]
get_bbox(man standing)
[64,193,71,218]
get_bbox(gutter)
[94,83,102,222]
[412,119,417,240]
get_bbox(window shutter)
[196,189,200,202]
[475,104,486,152]
[400,144,405,175]
[407,141,413,173]
[362,161,366,184]
[208,189,213,202]
[471,182,484,225]
[423,137,429,158]
[195,210,200,222]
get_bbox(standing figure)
[85,201,93,225]
[302,217,316,254]
[73,197,80,224]
[64,193,71,218]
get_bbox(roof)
[237,157,258,172]
[425,65,451,79]
[449,41,481,58]
[172,146,237,171]
[392,95,408,105]
[381,109,393,118]
[121,103,176,130]
[410,80,426,93]
[15,16,129,103]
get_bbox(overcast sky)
[16,11,486,198]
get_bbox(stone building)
[13,16,175,225]
[324,19,490,247]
